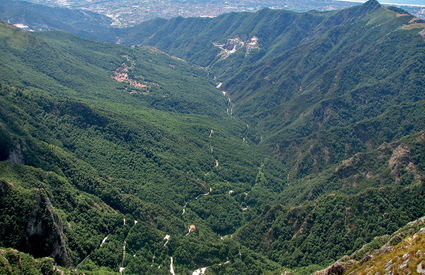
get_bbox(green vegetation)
[0,0,425,273]
[0,0,116,39]
[0,247,64,275]
[317,215,425,274]
[0,20,284,273]
[237,162,425,267]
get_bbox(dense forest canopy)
[0,0,424,274]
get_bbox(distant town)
[25,0,425,27]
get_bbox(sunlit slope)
[0,22,286,274]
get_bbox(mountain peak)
[338,0,382,20]
[362,0,382,10]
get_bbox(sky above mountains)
[343,0,425,6]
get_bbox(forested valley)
[1,0,425,274]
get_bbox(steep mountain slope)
[120,8,328,67]
[316,216,425,274]
[122,0,425,192]
[0,0,116,40]
[235,131,425,267]
[106,0,425,271]
[1,1,425,274]
[0,21,286,274]
[0,247,63,275]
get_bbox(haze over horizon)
[1,0,425,274]
[341,0,425,6]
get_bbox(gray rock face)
[326,263,346,275]
[26,189,71,266]
[7,139,26,164]
[213,36,259,59]
[314,262,346,275]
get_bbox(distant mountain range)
[121,1,425,269]
[8,0,359,26]
[0,0,424,274]
[4,0,425,27]
[0,0,114,35]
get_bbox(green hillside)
[0,0,425,274]
[115,0,425,271]
[0,21,285,274]
[315,215,425,274]
[121,0,425,199]
[236,131,425,267]
[0,0,117,40]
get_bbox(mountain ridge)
[0,1,424,273]
[0,21,287,273]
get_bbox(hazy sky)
[339,0,425,6]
